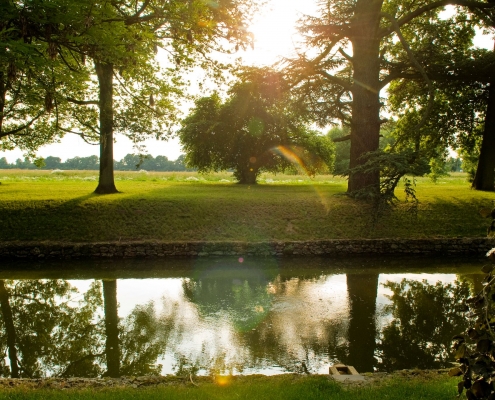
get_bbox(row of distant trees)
[0,154,192,172]
[0,146,464,176]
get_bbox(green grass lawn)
[0,374,459,400]
[0,170,494,242]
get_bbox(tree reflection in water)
[346,273,379,373]
[180,265,349,374]
[0,268,482,377]
[0,279,169,378]
[377,279,472,371]
[0,279,104,378]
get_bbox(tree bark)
[347,0,384,193]
[0,280,20,378]
[0,72,5,134]
[94,62,118,194]
[346,273,379,373]
[237,165,258,184]
[472,54,495,191]
[103,279,120,377]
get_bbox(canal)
[0,255,484,378]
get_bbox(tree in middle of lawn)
[179,68,335,184]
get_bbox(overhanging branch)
[317,70,353,91]
[380,12,434,140]
[0,113,44,139]
[332,134,351,143]
[382,0,495,37]
[66,97,99,106]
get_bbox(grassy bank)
[0,170,494,242]
[0,374,458,400]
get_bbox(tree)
[55,0,257,194]
[179,68,334,184]
[14,158,36,169]
[0,158,10,169]
[0,0,96,160]
[63,156,99,170]
[384,13,495,190]
[288,0,495,194]
[43,156,62,170]
[2,0,257,193]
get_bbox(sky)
[0,2,493,163]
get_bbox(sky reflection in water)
[0,256,484,378]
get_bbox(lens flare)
[272,145,330,213]
[215,375,232,386]
[352,79,378,93]
[273,145,310,175]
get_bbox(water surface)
[0,256,485,378]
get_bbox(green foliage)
[0,280,104,378]
[384,6,495,191]
[179,68,334,184]
[114,154,191,172]
[347,149,428,207]
[328,121,398,177]
[327,126,350,175]
[0,0,93,153]
[451,249,495,400]
[446,157,462,173]
[378,279,471,371]
[428,157,449,184]
[183,263,276,332]
[459,126,484,183]
[0,154,190,171]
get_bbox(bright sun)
[242,0,316,66]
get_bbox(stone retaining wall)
[0,238,494,260]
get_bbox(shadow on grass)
[1,183,491,242]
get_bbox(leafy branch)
[451,247,495,400]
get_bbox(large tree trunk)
[237,165,258,184]
[472,65,495,191]
[103,280,120,377]
[0,72,5,134]
[347,1,384,193]
[346,273,379,373]
[0,280,20,378]
[94,62,118,194]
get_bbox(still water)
[0,256,485,378]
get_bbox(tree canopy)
[0,0,92,159]
[286,0,495,195]
[1,0,257,193]
[179,68,335,184]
